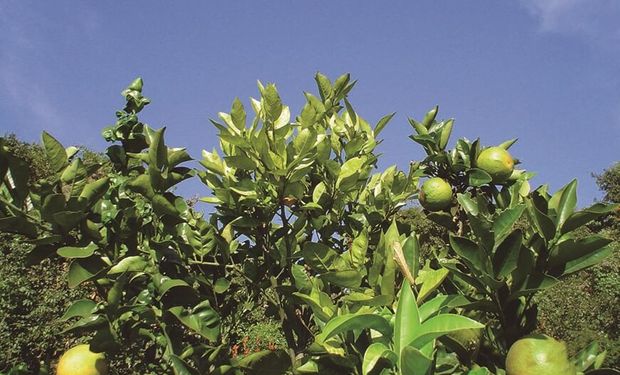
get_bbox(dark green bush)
[0,234,88,372]
[535,240,619,368]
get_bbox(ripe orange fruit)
[476,147,514,183]
[505,334,576,375]
[57,344,108,375]
[419,177,453,211]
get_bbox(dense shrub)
[535,240,620,368]
[0,234,88,372]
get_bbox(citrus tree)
[0,75,618,374]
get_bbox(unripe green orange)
[419,177,453,211]
[476,147,514,183]
[57,344,108,375]
[506,334,576,375]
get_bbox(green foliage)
[0,75,617,375]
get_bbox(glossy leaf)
[561,203,619,234]
[449,235,489,274]
[236,349,290,375]
[57,242,98,259]
[67,256,108,288]
[408,314,484,348]
[374,112,395,136]
[108,256,148,274]
[41,131,67,172]
[400,346,432,375]
[549,236,612,268]
[394,280,419,361]
[553,179,577,227]
[60,299,97,321]
[492,205,525,247]
[316,313,392,343]
[417,267,449,303]
[468,168,492,187]
[362,343,396,375]
[169,300,220,341]
[493,229,522,278]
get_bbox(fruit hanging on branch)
[56,344,108,375]
[505,334,576,375]
[419,177,453,211]
[476,146,515,183]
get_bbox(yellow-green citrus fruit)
[505,334,576,375]
[476,146,514,183]
[419,177,453,211]
[57,344,108,375]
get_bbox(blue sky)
[1,1,619,206]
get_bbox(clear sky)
[1,1,619,206]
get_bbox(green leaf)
[527,200,556,241]
[0,216,38,237]
[493,205,525,246]
[574,341,601,372]
[321,270,363,288]
[498,138,518,150]
[126,174,155,198]
[350,229,368,268]
[230,98,246,131]
[169,355,195,375]
[236,349,290,375]
[292,264,312,293]
[553,179,577,227]
[147,127,168,171]
[493,229,522,278]
[563,244,613,275]
[60,158,87,183]
[214,278,230,294]
[362,343,396,375]
[418,294,470,322]
[394,281,419,361]
[403,234,421,280]
[561,203,619,234]
[78,178,110,207]
[41,131,67,172]
[408,314,484,348]
[224,155,256,170]
[374,112,395,136]
[401,346,432,375]
[68,256,108,288]
[417,267,449,303]
[317,313,392,343]
[315,72,333,101]
[301,243,339,273]
[549,236,612,269]
[262,84,283,123]
[108,256,148,274]
[169,300,220,341]
[292,291,333,322]
[152,194,180,216]
[449,235,489,274]
[60,299,97,321]
[468,168,492,187]
[57,242,98,259]
[336,157,365,191]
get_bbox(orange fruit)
[419,177,453,211]
[476,147,514,183]
[505,334,575,375]
[57,344,108,375]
